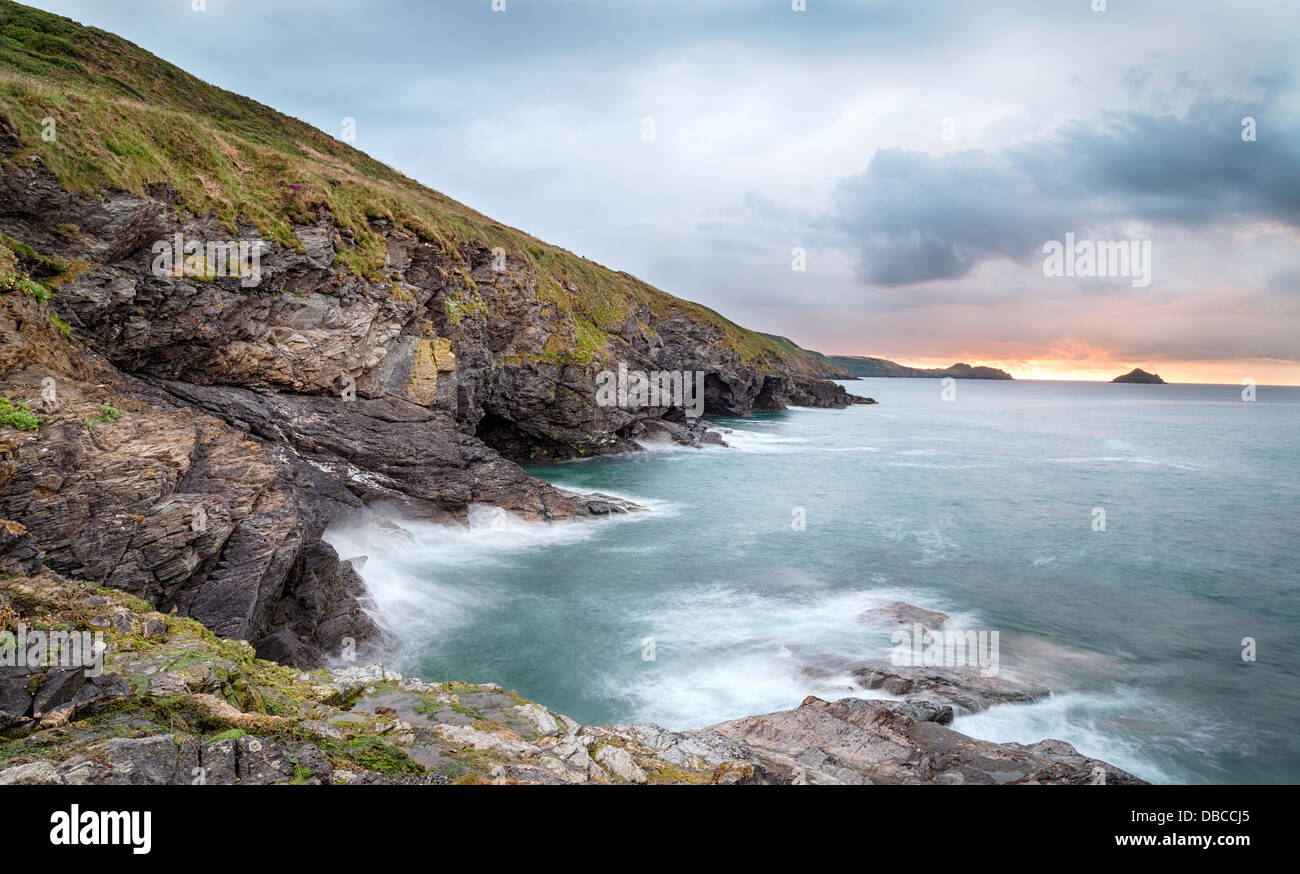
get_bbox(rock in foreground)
[709,696,1143,784]
[0,572,1144,786]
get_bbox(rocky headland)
[827,357,1014,380]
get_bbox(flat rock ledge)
[0,574,1143,785]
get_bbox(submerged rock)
[859,600,950,631]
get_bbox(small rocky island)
[1112,368,1165,384]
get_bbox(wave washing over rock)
[0,572,1142,784]
[0,111,860,666]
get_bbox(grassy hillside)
[0,0,830,371]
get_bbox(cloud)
[831,96,1300,286]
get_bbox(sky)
[21,0,1300,383]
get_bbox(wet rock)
[893,699,956,725]
[709,696,1145,785]
[859,601,949,630]
[850,666,1050,714]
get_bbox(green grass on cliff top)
[0,0,838,373]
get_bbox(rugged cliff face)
[0,2,868,666]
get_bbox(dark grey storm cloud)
[833,96,1300,286]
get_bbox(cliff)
[827,356,1014,380]
[0,1,869,666]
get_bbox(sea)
[324,377,1300,784]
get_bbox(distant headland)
[825,356,1014,380]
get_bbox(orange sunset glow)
[884,356,1300,386]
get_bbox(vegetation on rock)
[0,394,39,431]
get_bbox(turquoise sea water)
[327,378,1300,784]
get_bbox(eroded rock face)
[0,315,628,666]
[0,153,860,665]
[0,301,380,666]
[0,166,650,665]
[3,151,867,456]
